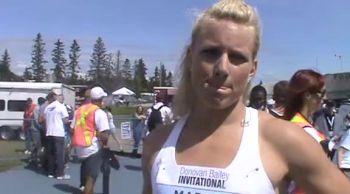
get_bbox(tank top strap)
[162,115,188,148]
[224,107,259,170]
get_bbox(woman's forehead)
[194,19,255,55]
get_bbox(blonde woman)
[142,0,350,194]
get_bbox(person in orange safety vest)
[71,86,110,194]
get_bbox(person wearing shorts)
[71,86,110,194]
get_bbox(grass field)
[111,105,151,116]
[0,140,25,172]
[112,106,135,116]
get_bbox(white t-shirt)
[339,130,350,169]
[71,108,110,158]
[44,100,69,137]
[146,102,174,125]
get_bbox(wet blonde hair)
[173,0,261,117]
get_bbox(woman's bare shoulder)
[259,111,302,143]
[258,111,325,163]
[143,124,174,160]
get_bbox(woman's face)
[307,87,326,114]
[190,19,257,110]
[137,106,143,114]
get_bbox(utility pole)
[335,54,343,72]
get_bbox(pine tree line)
[0,33,174,95]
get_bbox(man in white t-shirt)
[43,92,70,179]
[71,86,110,194]
[146,93,173,133]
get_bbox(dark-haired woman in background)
[284,69,327,142]
[284,69,333,194]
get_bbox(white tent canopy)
[112,87,135,96]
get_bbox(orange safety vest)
[291,112,326,141]
[289,113,326,194]
[72,103,99,147]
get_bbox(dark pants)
[24,128,32,151]
[80,150,103,187]
[30,130,42,163]
[46,136,65,176]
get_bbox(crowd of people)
[19,0,350,193]
[21,85,174,194]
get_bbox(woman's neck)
[300,106,313,123]
[188,99,246,133]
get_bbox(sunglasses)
[314,90,326,98]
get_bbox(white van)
[0,82,75,140]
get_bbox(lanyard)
[326,116,334,131]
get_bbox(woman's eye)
[201,48,219,57]
[228,53,247,66]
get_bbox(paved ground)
[0,154,143,194]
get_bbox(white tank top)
[151,107,275,194]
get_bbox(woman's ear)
[304,92,312,100]
[248,59,258,79]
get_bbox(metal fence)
[0,115,144,153]
[108,115,144,153]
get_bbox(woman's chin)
[201,97,237,110]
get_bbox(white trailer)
[0,82,75,140]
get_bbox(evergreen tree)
[51,39,66,83]
[0,49,11,81]
[67,39,81,84]
[159,63,167,87]
[23,67,33,80]
[120,58,133,87]
[133,58,148,96]
[149,66,160,88]
[31,33,47,82]
[0,49,21,81]
[113,50,122,78]
[0,49,10,72]
[166,71,173,87]
[88,37,108,82]
[105,53,114,80]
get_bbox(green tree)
[149,66,160,88]
[67,39,81,84]
[0,49,13,81]
[31,33,47,82]
[23,67,33,81]
[0,49,20,81]
[88,37,108,83]
[166,71,173,87]
[120,58,133,87]
[0,49,11,77]
[133,58,148,96]
[52,39,66,83]
[159,63,167,87]
[112,50,122,78]
[105,53,114,80]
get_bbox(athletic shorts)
[83,150,103,180]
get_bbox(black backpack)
[147,105,164,132]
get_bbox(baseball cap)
[90,87,107,100]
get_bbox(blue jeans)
[132,120,144,153]
[46,136,65,176]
